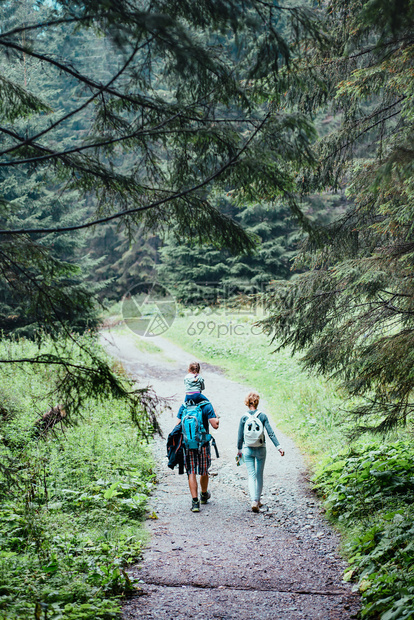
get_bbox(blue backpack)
[181,401,211,450]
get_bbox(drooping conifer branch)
[0,0,323,430]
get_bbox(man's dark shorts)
[185,444,211,475]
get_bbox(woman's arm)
[262,414,284,453]
[237,416,246,451]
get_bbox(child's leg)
[185,393,209,404]
[195,394,209,403]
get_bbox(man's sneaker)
[191,498,200,512]
[200,491,211,504]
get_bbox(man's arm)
[204,401,219,429]
[209,416,219,430]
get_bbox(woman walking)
[237,391,285,512]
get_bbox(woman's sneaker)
[191,498,200,512]
[200,491,211,504]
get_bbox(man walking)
[177,400,219,512]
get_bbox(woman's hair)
[245,391,260,409]
[188,361,200,374]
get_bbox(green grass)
[0,337,155,620]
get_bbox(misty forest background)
[0,0,414,619]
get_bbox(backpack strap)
[248,411,263,422]
[245,410,261,421]
[181,399,209,408]
[211,437,219,458]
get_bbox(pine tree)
[0,167,101,338]
[86,222,159,301]
[263,0,414,434]
[157,198,303,304]
[0,0,322,424]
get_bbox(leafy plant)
[0,337,156,619]
[314,443,414,618]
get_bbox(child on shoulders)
[184,362,209,404]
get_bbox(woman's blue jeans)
[242,446,266,503]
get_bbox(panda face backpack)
[243,411,264,447]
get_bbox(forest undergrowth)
[2,308,413,620]
[165,309,414,620]
[0,337,155,620]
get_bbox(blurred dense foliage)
[314,442,414,618]
[157,193,343,304]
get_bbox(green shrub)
[0,337,155,619]
[314,443,414,619]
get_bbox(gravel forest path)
[101,328,360,620]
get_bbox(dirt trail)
[101,329,360,620]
